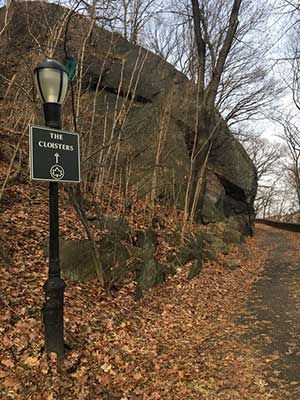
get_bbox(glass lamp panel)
[59,71,68,104]
[38,68,61,103]
[34,71,45,103]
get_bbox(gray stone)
[134,253,166,300]
[202,171,226,224]
[201,230,230,256]
[90,215,131,241]
[201,232,217,245]
[99,235,130,282]
[58,240,98,282]
[203,248,218,262]
[131,229,167,298]
[188,259,203,280]
[237,244,251,257]
[175,233,204,266]
[202,194,225,224]
[222,227,244,244]
[133,229,158,251]
[44,238,130,283]
[210,237,230,255]
[223,260,241,270]
[135,258,165,291]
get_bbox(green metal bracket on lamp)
[63,57,77,81]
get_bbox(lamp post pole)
[43,110,66,358]
[34,59,69,358]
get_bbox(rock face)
[0,2,257,233]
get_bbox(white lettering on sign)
[38,141,74,151]
[50,132,63,140]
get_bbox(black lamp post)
[34,59,68,358]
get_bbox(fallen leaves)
[24,356,40,368]
[101,363,113,373]
[2,376,20,389]
[1,358,14,368]
[0,180,283,399]
[0,370,9,378]
[132,372,143,381]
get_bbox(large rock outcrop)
[0,2,257,233]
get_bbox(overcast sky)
[256,0,299,142]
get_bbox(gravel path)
[240,224,300,399]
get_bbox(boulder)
[135,258,165,295]
[46,238,130,283]
[173,232,204,267]
[202,171,226,224]
[0,2,257,233]
[202,230,230,256]
[133,229,158,250]
[222,226,244,245]
[98,235,130,282]
[58,240,98,282]
[188,259,203,280]
[133,229,166,299]
[89,215,131,241]
[210,238,230,256]
[44,228,166,294]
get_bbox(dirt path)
[239,224,300,399]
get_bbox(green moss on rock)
[222,227,244,244]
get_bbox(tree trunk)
[188,138,211,222]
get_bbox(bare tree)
[142,0,280,223]
[0,0,12,37]
[274,116,300,212]
[119,0,161,44]
[237,131,284,218]
[183,0,243,222]
[255,181,279,218]
[243,135,284,182]
[145,0,279,124]
[79,0,162,44]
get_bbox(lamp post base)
[42,276,66,358]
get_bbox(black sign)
[29,125,80,183]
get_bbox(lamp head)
[34,59,68,105]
